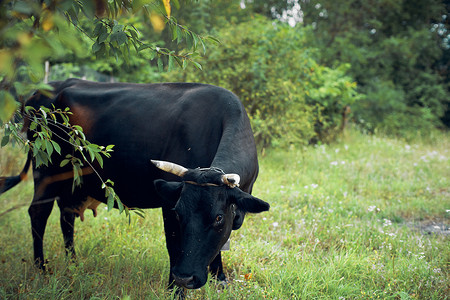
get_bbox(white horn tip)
[151,159,189,177]
[222,174,240,188]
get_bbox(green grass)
[0,129,448,299]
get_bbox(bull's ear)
[233,189,270,213]
[154,179,183,207]
[232,209,245,230]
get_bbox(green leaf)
[174,56,183,68]
[112,24,125,32]
[93,22,103,36]
[92,41,101,53]
[67,7,79,26]
[157,57,164,72]
[98,31,109,43]
[1,135,9,147]
[171,23,178,42]
[51,140,61,154]
[168,55,174,72]
[0,91,17,122]
[60,159,70,167]
[45,139,53,158]
[206,35,221,44]
[12,0,34,15]
[107,190,115,211]
[148,49,157,60]
[186,32,193,50]
[138,44,153,51]
[110,31,128,46]
[79,0,95,19]
[191,61,202,70]
[36,150,49,167]
[94,152,104,168]
[128,27,139,40]
[117,194,124,213]
[192,33,200,50]
[34,138,42,151]
[176,27,183,44]
[200,38,207,55]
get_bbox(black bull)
[0,79,269,290]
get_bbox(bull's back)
[26,79,255,207]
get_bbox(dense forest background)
[1,0,449,148]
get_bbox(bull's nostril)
[173,274,196,289]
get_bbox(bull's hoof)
[34,259,51,274]
[218,278,228,289]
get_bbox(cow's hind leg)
[28,196,55,270]
[59,207,76,261]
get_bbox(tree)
[244,0,450,134]
[300,0,449,134]
[165,16,360,147]
[0,0,212,213]
[0,0,212,120]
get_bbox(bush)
[164,17,360,147]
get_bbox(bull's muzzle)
[173,274,198,289]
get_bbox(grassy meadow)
[0,130,448,299]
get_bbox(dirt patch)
[406,220,449,236]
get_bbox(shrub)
[164,17,360,147]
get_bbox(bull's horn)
[221,174,240,188]
[151,160,189,177]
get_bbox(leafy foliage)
[0,0,211,213]
[2,104,122,210]
[0,0,209,120]
[298,0,450,133]
[165,17,360,147]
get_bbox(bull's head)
[151,160,269,289]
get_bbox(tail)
[0,152,32,194]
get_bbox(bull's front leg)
[162,207,185,298]
[209,252,227,284]
[28,195,55,270]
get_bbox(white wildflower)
[368,205,377,212]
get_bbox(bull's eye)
[215,214,224,225]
